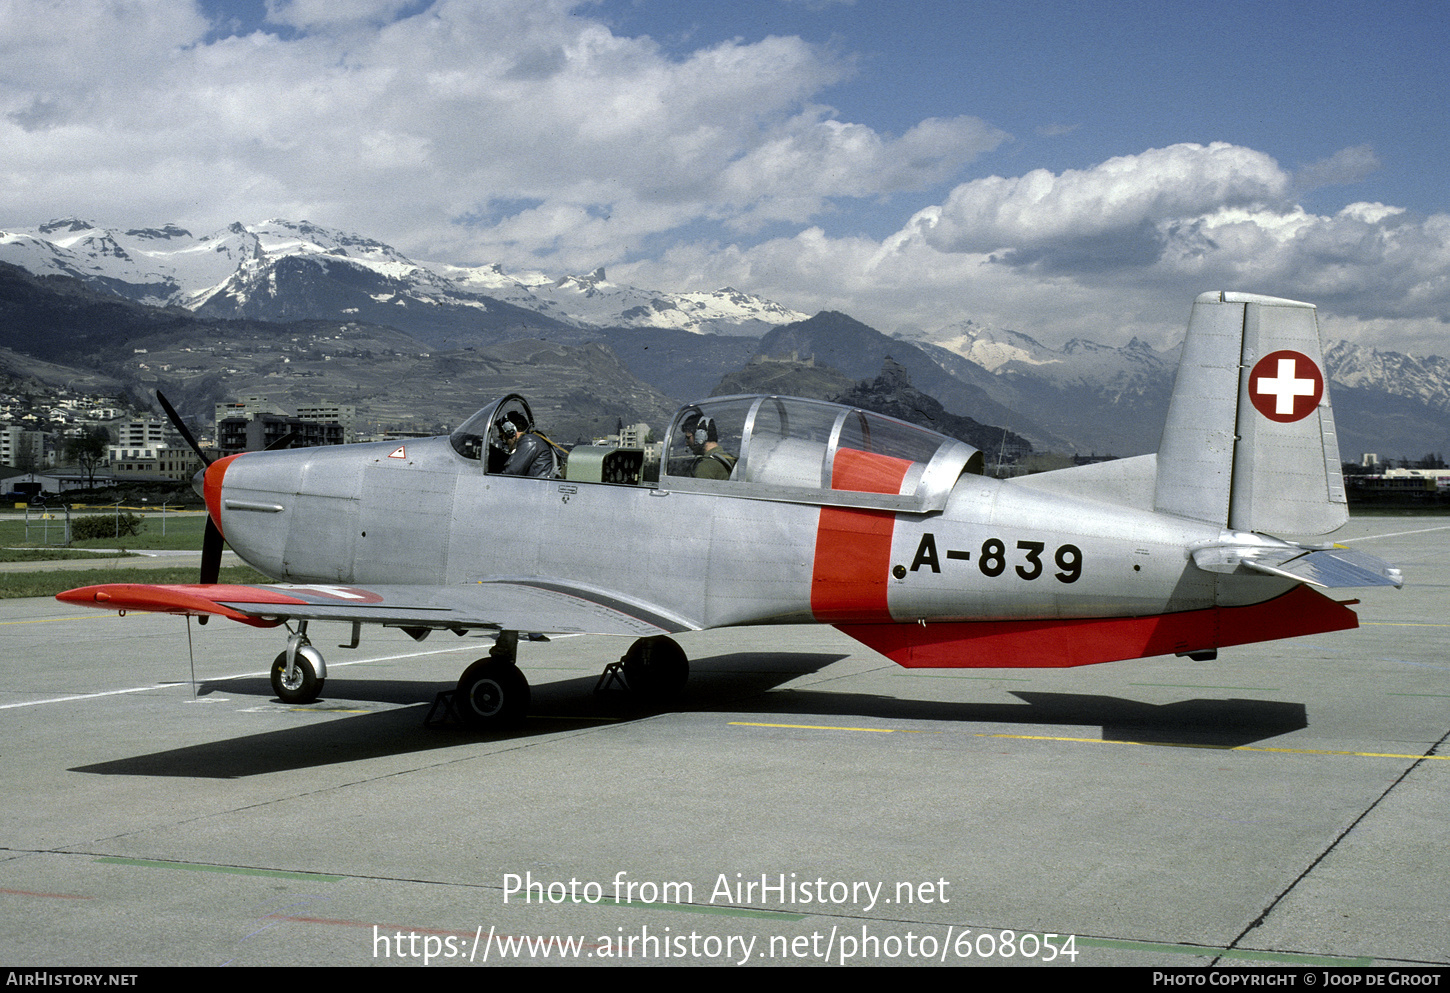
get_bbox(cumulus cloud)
[717,113,1008,230]
[1172,202,1450,320]
[265,0,421,31]
[2,2,1447,354]
[912,143,1290,258]
[1293,144,1382,192]
[0,0,1001,270]
[627,142,1450,352]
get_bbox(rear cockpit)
[448,392,982,512]
[661,395,983,512]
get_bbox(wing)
[56,578,698,638]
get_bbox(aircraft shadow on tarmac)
[70,650,1305,778]
[733,688,1307,749]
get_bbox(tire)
[271,647,324,704]
[456,658,530,729]
[621,636,688,704]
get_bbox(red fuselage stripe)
[810,448,912,623]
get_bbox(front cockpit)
[449,394,538,472]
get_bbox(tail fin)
[1154,291,1347,535]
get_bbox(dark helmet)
[499,410,529,440]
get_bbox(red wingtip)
[55,584,285,628]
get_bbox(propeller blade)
[265,431,298,452]
[159,391,223,592]
[156,390,211,466]
[200,517,224,586]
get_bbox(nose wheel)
[270,623,326,704]
[271,645,325,703]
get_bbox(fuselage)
[206,431,1294,633]
[74,293,1392,677]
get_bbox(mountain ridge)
[3,216,1449,460]
[1,218,808,340]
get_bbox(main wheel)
[456,658,530,729]
[621,636,688,704]
[271,646,324,704]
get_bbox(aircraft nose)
[197,454,241,535]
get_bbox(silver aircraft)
[59,291,1400,729]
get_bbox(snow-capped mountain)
[1324,339,1450,416]
[909,318,1065,372]
[0,218,808,339]
[893,318,1181,455]
[909,317,1178,385]
[0,218,224,305]
[904,318,1450,459]
[542,268,808,335]
[5,216,1447,458]
[435,262,807,335]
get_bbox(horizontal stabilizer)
[1007,453,1157,512]
[1242,547,1402,588]
[1191,542,1403,588]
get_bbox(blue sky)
[598,0,1448,217]
[4,0,1449,351]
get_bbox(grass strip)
[0,548,139,562]
[0,514,211,552]
[2,566,272,599]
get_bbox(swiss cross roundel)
[1249,350,1323,423]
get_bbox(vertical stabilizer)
[1155,292,1347,535]
[1154,292,1242,527]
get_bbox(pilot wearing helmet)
[679,409,737,480]
[498,411,556,477]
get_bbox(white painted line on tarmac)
[0,684,171,709]
[1338,524,1450,542]
[0,645,481,710]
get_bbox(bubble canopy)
[662,395,983,513]
[447,393,983,511]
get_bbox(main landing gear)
[450,632,691,731]
[454,631,532,729]
[616,635,689,704]
[264,624,691,729]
